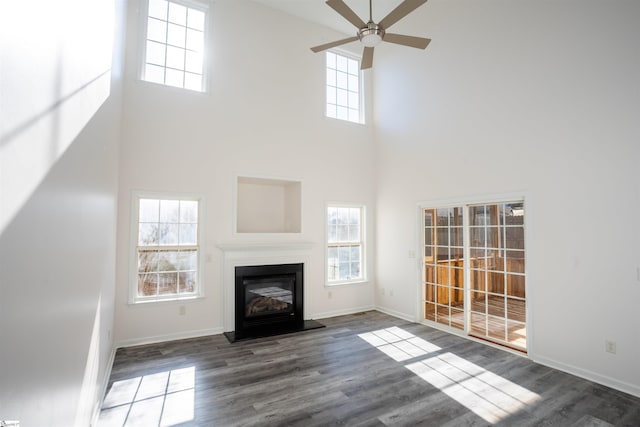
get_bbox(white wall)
[373,0,640,396]
[0,0,114,233]
[0,0,125,424]
[113,0,377,345]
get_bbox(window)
[327,205,365,284]
[142,0,208,92]
[131,195,203,303]
[326,51,362,123]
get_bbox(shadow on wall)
[0,69,112,236]
[0,0,114,235]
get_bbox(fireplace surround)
[219,243,324,342]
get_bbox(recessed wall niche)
[236,176,302,233]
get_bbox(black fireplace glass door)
[243,275,295,318]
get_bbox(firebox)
[232,263,304,340]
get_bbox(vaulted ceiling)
[251,0,426,36]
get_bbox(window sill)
[128,295,204,306]
[325,115,366,126]
[135,78,210,96]
[325,279,369,287]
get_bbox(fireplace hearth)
[224,262,323,342]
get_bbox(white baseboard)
[91,346,117,427]
[374,306,416,323]
[311,305,376,320]
[115,327,224,349]
[532,354,640,399]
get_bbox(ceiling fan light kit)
[311,0,431,70]
[358,23,384,47]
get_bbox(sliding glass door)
[468,203,526,351]
[422,201,527,352]
[423,207,465,330]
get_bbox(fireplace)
[223,262,323,342]
[236,263,303,339]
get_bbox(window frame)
[326,203,367,286]
[325,50,365,124]
[129,191,205,304]
[138,0,210,93]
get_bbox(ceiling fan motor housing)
[358,22,385,47]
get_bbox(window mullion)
[138,245,197,251]
[328,241,360,248]
[163,2,170,84]
[463,205,471,335]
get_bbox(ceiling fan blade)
[383,33,431,49]
[361,46,374,70]
[310,36,359,53]
[326,0,366,29]
[379,0,428,30]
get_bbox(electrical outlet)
[605,340,616,354]
[328,291,333,299]
[179,305,186,316]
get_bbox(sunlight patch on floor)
[358,326,442,362]
[98,366,195,427]
[407,352,539,423]
[359,327,539,423]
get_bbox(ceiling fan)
[310,0,431,70]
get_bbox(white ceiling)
[251,0,418,36]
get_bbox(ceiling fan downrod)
[359,0,384,47]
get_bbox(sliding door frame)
[416,192,532,355]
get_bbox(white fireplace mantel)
[217,241,314,254]
[217,241,315,332]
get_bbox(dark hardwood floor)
[98,311,640,426]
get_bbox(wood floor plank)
[98,311,640,426]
